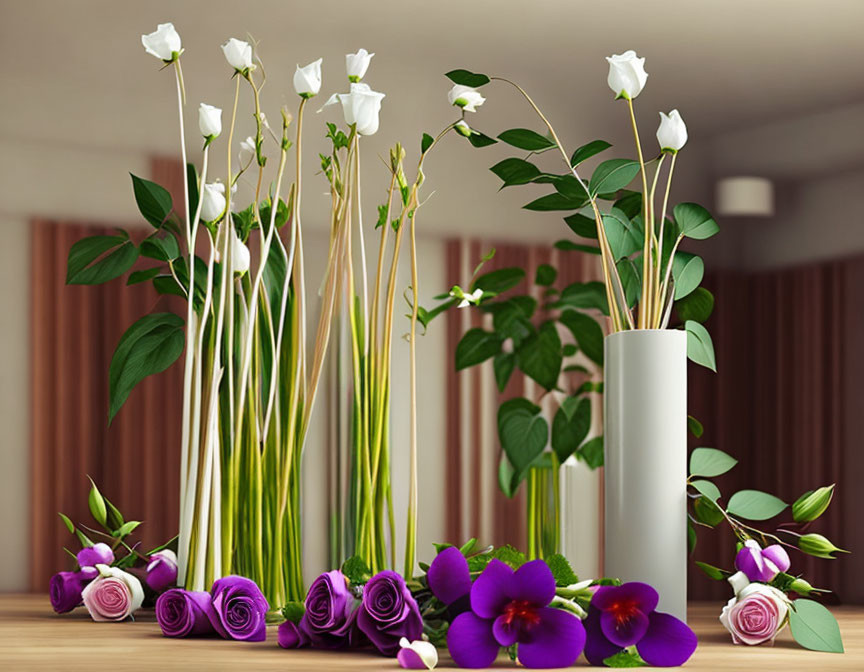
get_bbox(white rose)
[447,85,485,113]
[141,23,181,62]
[293,58,323,97]
[222,38,254,73]
[200,182,226,222]
[325,83,385,136]
[656,109,687,152]
[231,228,250,274]
[81,564,144,622]
[198,103,222,139]
[606,50,648,100]
[346,48,374,82]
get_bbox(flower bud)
[346,49,374,82]
[221,38,254,73]
[141,23,182,62]
[656,109,687,153]
[200,182,226,222]
[294,58,323,97]
[798,533,848,559]
[447,85,485,112]
[198,103,222,140]
[454,120,472,137]
[606,50,648,100]
[792,484,834,523]
[789,577,814,595]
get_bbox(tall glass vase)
[526,453,560,560]
[604,330,688,621]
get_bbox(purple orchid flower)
[427,546,473,616]
[447,558,586,669]
[734,540,790,583]
[583,582,697,667]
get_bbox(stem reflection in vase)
[526,453,561,560]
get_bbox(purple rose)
[278,620,309,648]
[299,570,356,649]
[357,570,423,656]
[735,540,790,583]
[146,549,178,593]
[76,543,114,569]
[156,589,218,638]
[210,575,269,642]
[49,571,88,614]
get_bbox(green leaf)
[691,479,721,502]
[688,415,704,438]
[493,353,516,392]
[58,512,75,534]
[554,281,609,315]
[555,240,601,255]
[472,267,525,294]
[140,233,181,262]
[672,253,704,300]
[468,130,497,148]
[563,213,597,239]
[489,299,536,346]
[421,133,434,154]
[673,203,719,240]
[690,447,738,478]
[789,599,844,653]
[614,191,642,218]
[490,158,542,188]
[186,163,199,225]
[281,601,306,624]
[87,477,108,527]
[497,398,548,475]
[694,561,730,581]
[498,451,519,498]
[559,310,604,366]
[570,140,612,167]
[616,258,642,308]
[546,554,579,586]
[104,498,125,530]
[676,288,714,324]
[455,328,501,370]
[75,528,94,548]
[114,520,141,538]
[603,650,646,667]
[517,322,562,390]
[445,69,490,87]
[552,397,591,463]
[694,495,725,527]
[589,159,640,196]
[497,128,555,151]
[131,173,172,228]
[685,320,717,372]
[66,233,139,285]
[523,192,585,212]
[577,436,604,468]
[726,490,787,520]
[603,210,642,261]
[535,263,557,287]
[688,521,697,554]
[108,313,185,423]
[490,545,527,569]
[127,267,161,286]
[341,555,372,585]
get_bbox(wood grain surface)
[0,595,861,670]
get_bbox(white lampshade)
[715,176,774,217]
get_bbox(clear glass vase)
[526,452,560,560]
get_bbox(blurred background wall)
[1,0,863,599]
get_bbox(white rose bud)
[324,83,385,136]
[447,85,485,113]
[346,48,374,82]
[198,103,222,140]
[222,38,254,73]
[231,229,250,274]
[141,23,182,62]
[293,58,323,97]
[656,109,687,153]
[454,120,472,138]
[200,182,226,222]
[606,50,648,100]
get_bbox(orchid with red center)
[584,582,697,667]
[446,558,585,669]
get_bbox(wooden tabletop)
[0,595,861,670]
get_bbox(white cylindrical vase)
[604,329,687,621]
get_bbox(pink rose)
[720,571,789,645]
[81,564,144,622]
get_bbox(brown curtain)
[689,258,864,604]
[30,158,185,591]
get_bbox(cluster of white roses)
[606,50,688,153]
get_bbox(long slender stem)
[627,98,651,329]
[654,152,677,325]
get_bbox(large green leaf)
[490,158,542,188]
[108,313,185,423]
[685,320,717,371]
[493,353,516,392]
[570,140,612,167]
[497,128,555,151]
[690,447,738,477]
[551,397,591,463]
[140,232,181,262]
[675,287,714,324]
[497,398,548,475]
[131,173,173,228]
[589,159,640,196]
[789,599,844,653]
[535,264,557,287]
[445,69,490,87]
[554,281,609,315]
[66,233,139,285]
[455,328,501,370]
[563,213,598,239]
[472,267,525,294]
[559,310,604,366]
[491,300,535,347]
[616,258,642,308]
[672,253,704,300]
[673,203,719,240]
[468,130,498,148]
[691,479,721,502]
[577,436,604,468]
[523,192,585,212]
[726,490,787,520]
[516,321,562,390]
[603,210,642,260]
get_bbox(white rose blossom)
[346,48,374,82]
[141,23,182,62]
[198,103,222,140]
[656,109,688,152]
[447,85,485,112]
[293,58,323,97]
[606,50,648,100]
[222,38,254,73]
[323,83,385,136]
[200,181,226,222]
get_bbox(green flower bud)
[789,577,814,595]
[798,533,849,559]
[455,120,472,138]
[792,484,835,522]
